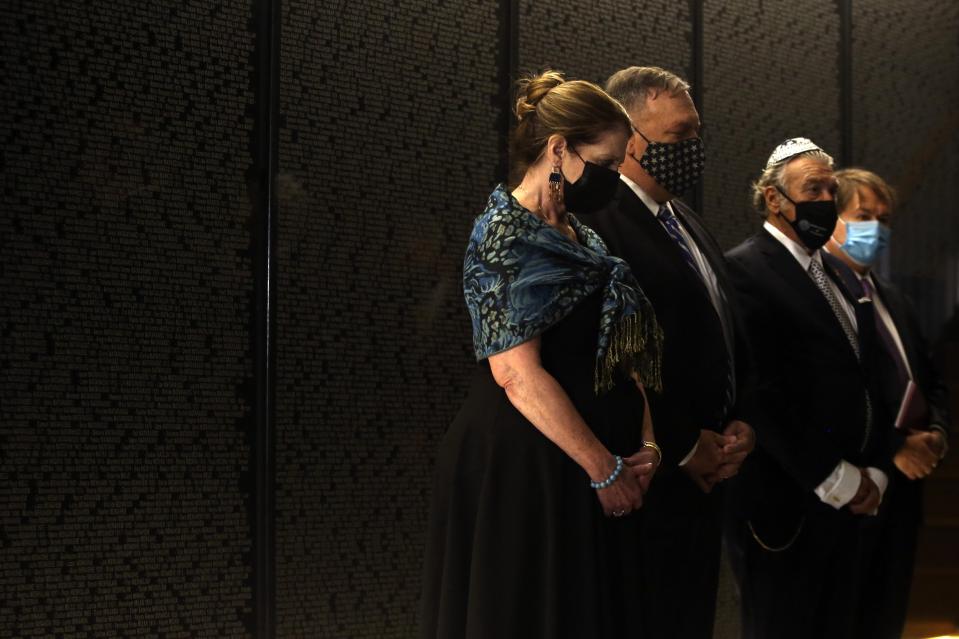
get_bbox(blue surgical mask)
[837,219,891,266]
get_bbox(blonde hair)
[510,70,631,184]
[834,167,897,214]
[604,66,691,114]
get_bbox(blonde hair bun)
[514,70,566,122]
[508,69,630,185]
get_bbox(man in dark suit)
[823,167,950,638]
[724,138,895,638]
[578,66,756,639]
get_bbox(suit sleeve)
[878,428,906,479]
[900,291,952,437]
[725,252,845,492]
[589,205,704,471]
[675,200,762,429]
[645,390,702,471]
[606,224,702,471]
[729,308,763,428]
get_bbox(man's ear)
[764,185,782,214]
[625,130,638,158]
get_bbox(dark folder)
[894,380,930,430]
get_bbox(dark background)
[2,1,956,637]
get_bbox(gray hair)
[605,66,691,115]
[751,149,835,217]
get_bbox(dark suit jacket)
[579,180,758,637]
[824,255,952,525]
[724,228,891,542]
[578,181,757,470]
[827,255,949,435]
[868,272,950,436]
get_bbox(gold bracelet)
[641,440,662,464]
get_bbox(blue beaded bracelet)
[590,455,624,490]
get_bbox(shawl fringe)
[595,309,664,395]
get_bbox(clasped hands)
[894,428,946,480]
[595,444,661,517]
[682,420,756,494]
[848,469,881,515]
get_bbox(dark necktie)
[656,205,699,276]
[658,204,735,424]
[862,277,911,396]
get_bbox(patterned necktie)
[862,278,911,394]
[808,257,873,450]
[656,205,699,275]
[808,257,859,358]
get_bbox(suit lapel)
[672,204,736,299]
[825,258,919,377]
[618,190,715,304]
[754,229,857,355]
[671,200,738,353]
[821,252,862,301]
[671,201,722,271]
[871,275,920,374]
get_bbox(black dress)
[420,291,646,638]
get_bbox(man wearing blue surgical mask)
[823,168,949,639]
[828,171,892,268]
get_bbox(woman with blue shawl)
[420,71,664,638]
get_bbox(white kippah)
[765,137,824,168]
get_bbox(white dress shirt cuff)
[814,460,861,509]
[678,440,699,467]
[864,467,888,515]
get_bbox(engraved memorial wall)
[2,1,256,636]
[273,1,501,635]
[1,1,956,636]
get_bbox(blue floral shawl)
[464,184,663,393]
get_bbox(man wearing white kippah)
[723,138,896,638]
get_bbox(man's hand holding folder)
[893,381,947,479]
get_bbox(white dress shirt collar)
[858,269,915,379]
[620,173,667,217]
[763,220,817,271]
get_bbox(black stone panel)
[1,2,256,636]
[518,0,692,89]
[701,0,843,250]
[851,0,959,341]
[2,1,956,636]
[275,2,501,636]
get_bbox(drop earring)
[548,164,563,203]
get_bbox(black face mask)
[775,185,837,251]
[632,128,705,196]
[563,147,621,213]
